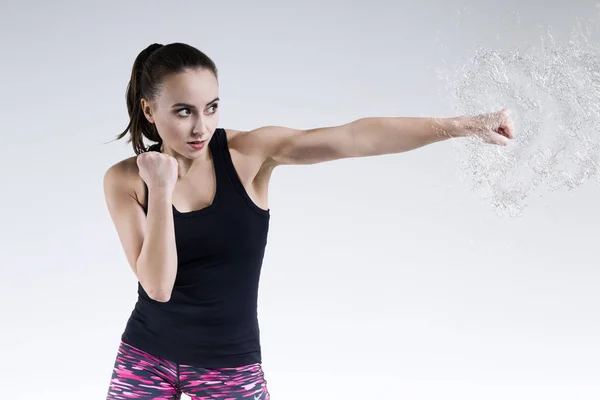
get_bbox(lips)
[188,140,206,150]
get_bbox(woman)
[103,42,514,400]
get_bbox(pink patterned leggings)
[106,341,271,399]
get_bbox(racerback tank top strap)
[209,127,232,195]
[212,129,270,217]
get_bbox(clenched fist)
[136,151,179,193]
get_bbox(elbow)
[135,258,175,303]
[145,285,172,302]
[137,268,173,302]
[150,292,172,303]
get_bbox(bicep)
[103,164,146,278]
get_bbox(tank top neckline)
[172,130,220,217]
[144,129,222,218]
[143,128,270,218]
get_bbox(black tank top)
[121,128,271,368]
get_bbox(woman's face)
[142,67,220,159]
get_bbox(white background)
[1,0,598,399]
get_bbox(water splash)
[438,23,600,217]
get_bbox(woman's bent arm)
[103,161,178,302]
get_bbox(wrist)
[444,116,469,138]
[433,116,467,138]
[147,186,173,201]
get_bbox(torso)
[121,128,274,213]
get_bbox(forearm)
[350,116,465,157]
[136,190,178,302]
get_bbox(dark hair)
[114,42,218,154]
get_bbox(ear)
[140,98,155,124]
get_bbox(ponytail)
[115,43,164,155]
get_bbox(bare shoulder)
[223,128,245,139]
[222,127,264,166]
[221,127,277,189]
[223,126,283,151]
[222,128,249,149]
[103,155,138,186]
[103,155,145,207]
[222,126,281,162]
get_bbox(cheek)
[157,116,190,139]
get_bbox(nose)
[192,117,209,138]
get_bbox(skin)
[104,67,514,301]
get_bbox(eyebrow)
[171,97,220,108]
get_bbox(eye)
[176,108,192,117]
[208,104,219,113]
